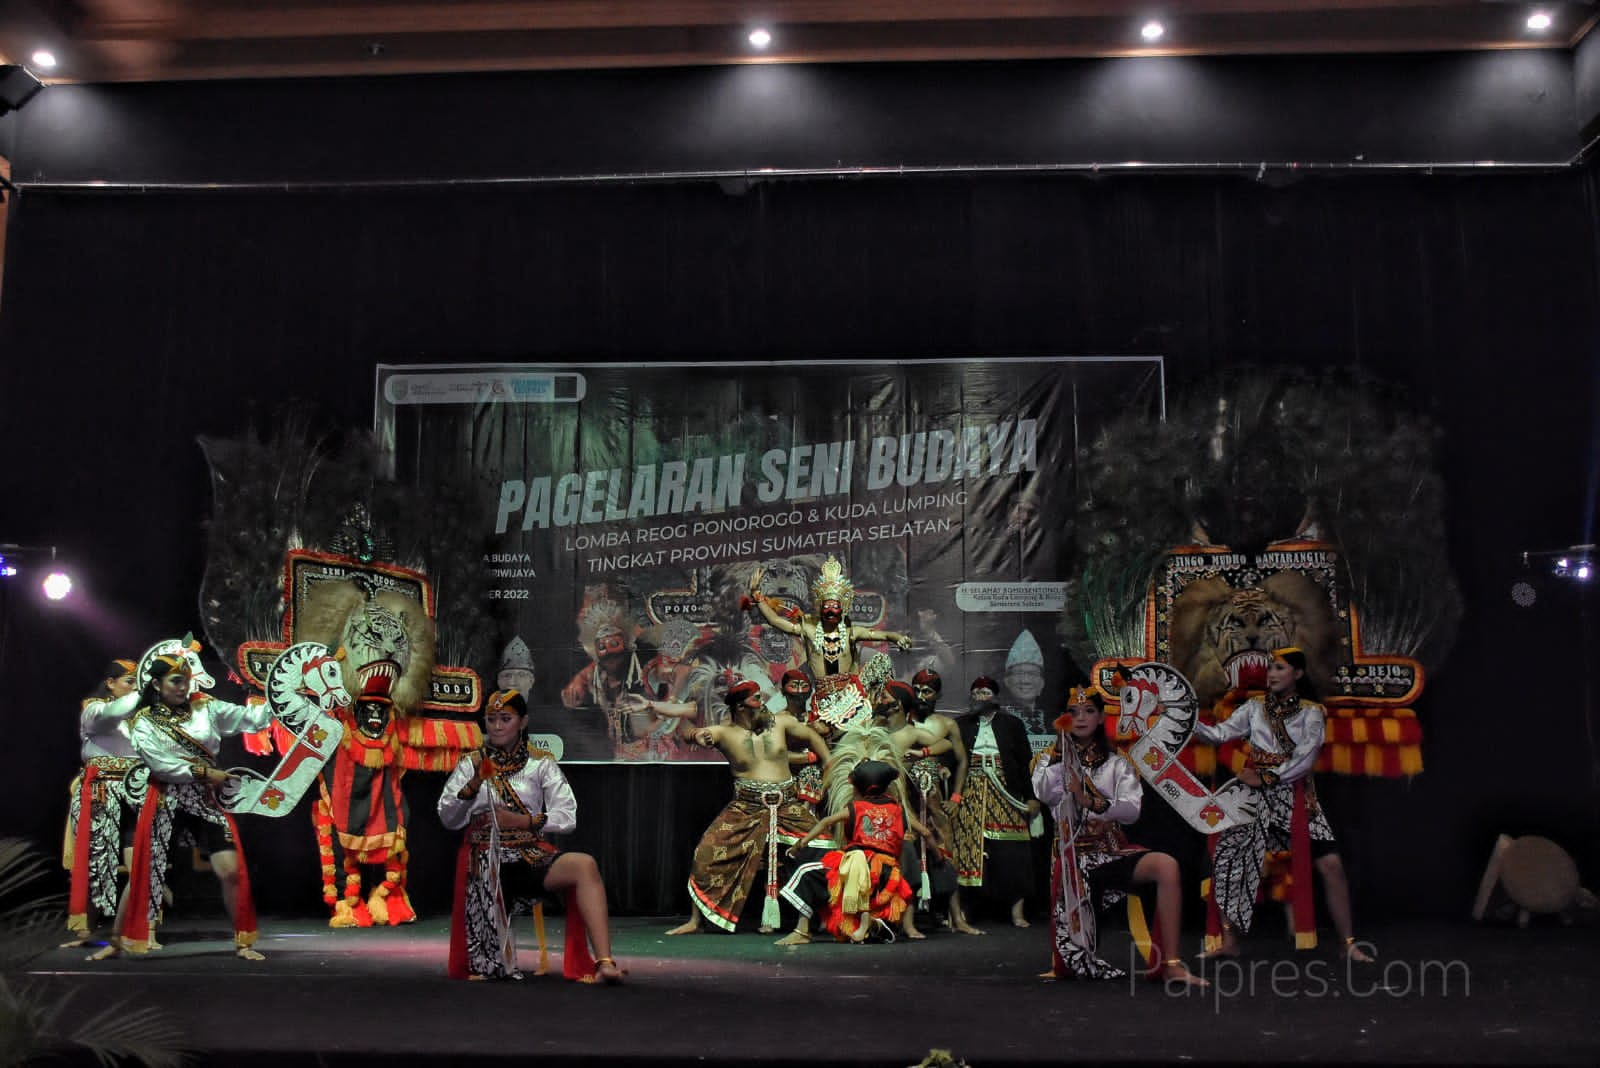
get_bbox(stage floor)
[24,915,1598,1066]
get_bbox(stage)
[24,914,1596,1067]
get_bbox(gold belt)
[85,756,138,779]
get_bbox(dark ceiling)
[0,1,1596,84]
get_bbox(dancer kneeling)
[777,759,933,945]
[441,690,622,984]
[1033,688,1206,986]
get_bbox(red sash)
[67,766,101,932]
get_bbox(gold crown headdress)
[810,555,854,613]
[577,594,631,659]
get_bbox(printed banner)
[376,358,1163,762]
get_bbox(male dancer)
[905,669,972,931]
[778,669,826,812]
[666,680,830,934]
[953,675,1040,929]
[748,555,911,733]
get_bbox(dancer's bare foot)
[236,946,266,961]
[1010,903,1030,928]
[1162,959,1209,988]
[1342,938,1375,963]
[952,920,985,935]
[903,925,926,940]
[594,957,625,985]
[774,930,811,946]
[665,918,701,936]
[58,937,89,949]
[147,934,163,951]
[849,916,871,943]
[86,940,122,961]
[1195,931,1239,961]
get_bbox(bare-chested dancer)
[665,680,830,935]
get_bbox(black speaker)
[0,65,44,114]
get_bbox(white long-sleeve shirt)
[1032,748,1142,828]
[80,692,141,761]
[1191,696,1325,785]
[437,752,578,836]
[129,696,273,784]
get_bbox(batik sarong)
[686,778,814,931]
[952,754,1033,904]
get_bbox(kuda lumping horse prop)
[1112,662,1258,834]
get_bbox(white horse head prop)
[219,642,349,818]
[136,635,215,697]
[1113,661,1258,834]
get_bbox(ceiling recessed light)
[1140,21,1165,43]
[1527,12,1553,31]
[30,49,57,69]
[748,28,772,49]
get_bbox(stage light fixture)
[0,543,72,596]
[1529,544,1596,585]
[1527,12,1553,32]
[42,571,73,600]
[30,50,56,70]
[748,28,772,49]
[1141,21,1165,42]
[1552,554,1594,580]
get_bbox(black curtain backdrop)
[1,167,1596,921]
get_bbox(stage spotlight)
[748,27,772,49]
[0,543,74,602]
[42,571,72,600]
[1529,544,1596,587]
[1552,553,1593,580]
[1141,21,1165,42]
[1527,12,1553,32]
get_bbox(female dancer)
[1192,647,1372,961]
[63,659,141,945]
[440,689,623,983]
[1033,687,1206,986]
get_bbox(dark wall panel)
[1,50,1580,188]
